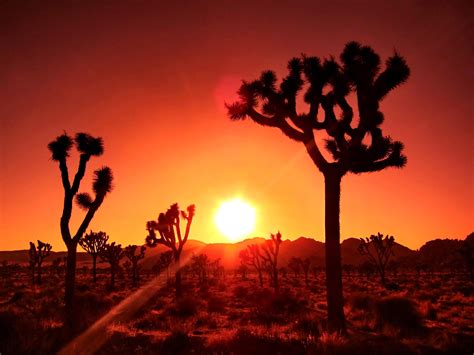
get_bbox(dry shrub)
[233,284,248,299]
[207,294,226,313]
[166,295,198,317]
[347,293,375,312]
[375,296,424,336]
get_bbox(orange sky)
[1,1,472,251]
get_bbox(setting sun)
[215,198,256,241]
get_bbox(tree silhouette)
[158,250,174,280]
[358,232,395,286]
[145,203,196,297]
[124,245,146,287]
[100,242,124,289]
[261,232,282,291]
[79,230,109,283]
[190,253,210,285]
[239,244,265,286]
[48,132,113,315]
[227,42,409,332]
[28,240,52,285]
[288,257,302,280]
[460,232,474,281]
[301,257,312,286]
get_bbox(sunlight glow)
[215,198,256,241]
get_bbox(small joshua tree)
[239,244,265,286]
[100,242,124,289]
[288,257,302,280]
[190,253,210,285]
[29,242,37,285]
[48,132,113,312]
[159,250,174,280]
[302,258,312,286]
[358,233,395,285]
[79,230,109,283]
[29,240,52,285]
[124,245,146,287]
[145,203,196,297]
[261,232,282,291]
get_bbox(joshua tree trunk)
[37,261,43,285]
[174,253,182,297]
[273,266,279,291]
[324,172,346,334]
[65,242,77,311]
[92,255,97,283]
[110,265,116,289]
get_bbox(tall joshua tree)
[239,244,265,286]
[48,133,113,311]
[79,230,109,282]
[145,203,196,297]
[124,245,146,286]
[100,242,125,289]
[227,42,409,332]
[261,232,282,291]
[358,232,395,286]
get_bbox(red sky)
[1,0,472,251]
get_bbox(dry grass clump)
[374,296,424,336]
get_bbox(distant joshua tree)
[227,42,409,332]
[100,242,125,289]
[158,250,174,280]
[28,240,52,285]
[145,203,196,297]
[261,232,282,291]
[460,232,474,281]
[48,133,113,313]
[239,244,265,286]
[301,258,312,286]
[190,253,210,285]
[79,230,109,283]
[288,257,302,280]
[124,245,146,286]
[358,233,395,285]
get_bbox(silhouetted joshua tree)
[239,244,265,286]
[145,203,196,297]
[29,242,37,285]
[124,245,146,286]
[261,232,282,291]
[100,242,124,289]
[358,232,395,286]
[190,253,210,285]
[227,42,409,332]
[302,258,312,286]
[460,232,474,281]
[288,257,302,280]
[28,240,52,285]
[158,250,174,280]
[48,132,113,313]
[79,230,109,283]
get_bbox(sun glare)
[215,198,256,241]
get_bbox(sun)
[215,198,256,241]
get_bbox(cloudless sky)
[1,0,472,250]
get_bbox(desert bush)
[166,295,198,317]
[207,294,226,313]
[374,296,423,335]
[347,293,375,312]
[233,284,249,299]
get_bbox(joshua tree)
[239,244,265,286]
[28,240,52,285]
[48,133,113,312]
[237,263,248,280]
[158,250,174,280]
[301,258,312,286]
[358,233,395,285]
[288,257,303,280]
[460,232,474,281]
[79,230,109,283]
[145,203,196,297]
[261,232,282,290]
[227,42,409,332]
[190,253,210,285]
[124,245,146,286]
[29,242,37,285]
[100,242,124,289]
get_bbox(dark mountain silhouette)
[5,235,472,270]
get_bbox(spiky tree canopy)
[79,230,109,255]
[124,245,146,263]
[145,203,196,258]
[226,42,409,176]
[100,242,125,267]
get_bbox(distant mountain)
[2,233,471,270]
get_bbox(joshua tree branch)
[71,154,89,195]
[247,108,305,142]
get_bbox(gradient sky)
[1,0,472,251]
